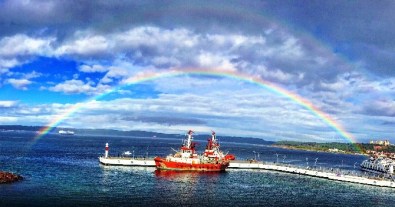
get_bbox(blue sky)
[0,0,394,142]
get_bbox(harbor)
[99,155,395,188]
[2,132,394,206]
[98,132,395,188]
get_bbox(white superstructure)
[163,130,201,164]
[360,156,395,174]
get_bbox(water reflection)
[154,170,223,181]
[100,165,155,173]
[153,170,227,206]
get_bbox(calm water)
[0,131,394,206]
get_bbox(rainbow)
[34,68,359,150]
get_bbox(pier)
[99,156,155,166]
[99,143,156,166]
[99,143,395,188]
[99,157,395,188]
[229,160,395,188]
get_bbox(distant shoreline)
[272,144,368,156]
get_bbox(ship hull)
[154,157,228,172]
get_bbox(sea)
[0,131,394,207]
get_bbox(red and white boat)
[203,131,236,161]
[154,130,230,172]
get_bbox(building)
[370,140,390,146]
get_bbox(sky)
[0,0,394,143]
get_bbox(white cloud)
[50,79,91,94]
[151,56,180,68]
[100,66,131,84]
[0,58,19,70]
[0,34,54,71]
[53,83,330,139]
[23,70,42,79]
[320,80,347,91]
[278,36,304,58]
[0,100,18,108]
[0,1,394,143]
[0,26,392,142]
[0,26,349,89]
[7,78,32,90]
[56,35,109,56]
[196,52,236,71]
[47,26,316,76]
[115,27,199,49]
[207,34,265,48]
[79,64,108,73]
[0,34,53,57]
[48,79,110,95]
[253,65,302,83]
[0,75,385,142]
[3,70,42,90]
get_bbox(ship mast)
[184,130,194,149]
[210,131,219,150]
[211,131,217,145]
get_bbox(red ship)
[154,130,230,172]
[204,131,236,161]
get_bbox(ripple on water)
[0,133,394,206]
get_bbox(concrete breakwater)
[100,157,395,188]
[0,171,23,184]
[229,161,395,188]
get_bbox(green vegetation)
[275,141,395,154]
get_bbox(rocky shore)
[0,171,23,184]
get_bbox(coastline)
[272,144,368,156]
[0,171,23,184]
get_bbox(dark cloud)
[2,0,394,76]
[263,0,395,76]
[382,121,395,126]
[364,108,395,117]
[2,0,388,81]
[362,100,395,117]
[0,0,269,38]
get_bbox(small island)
[0,171,23,184]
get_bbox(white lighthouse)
[105,143,109,158]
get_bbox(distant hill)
[192,134,274,145]
[0,125,43,131]
[274,141,395,154]
[0,125,274,145]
